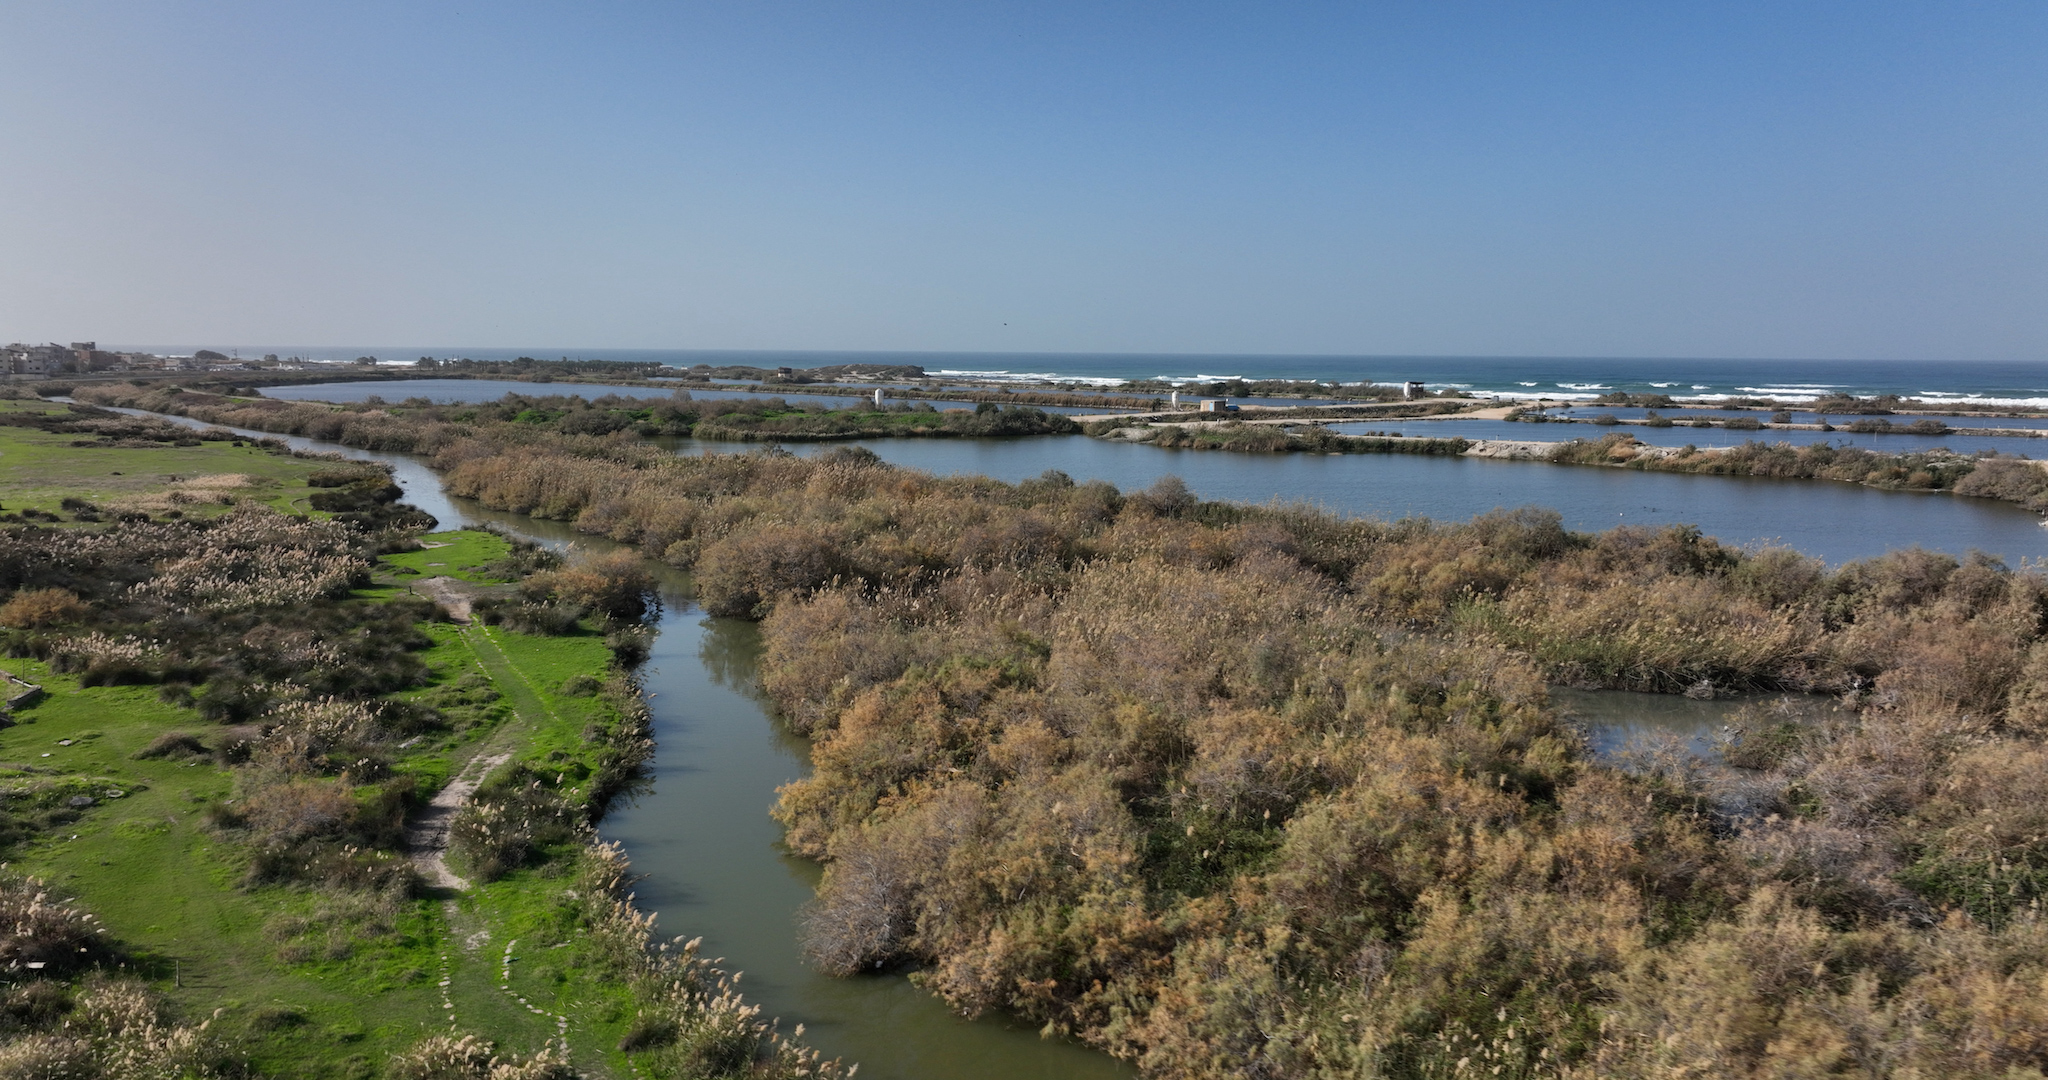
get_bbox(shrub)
[525,549,650,620]
[387,1034,574,1080]
[132,732,208,760]
[0,980,235,1078]
[1953,456,2048,511]
[448,772,581,882]
[0,588,87,629]
[0,871,116,974]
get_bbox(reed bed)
[418,436,2048,1079]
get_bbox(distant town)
[0,342,374,376]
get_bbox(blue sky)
[2,1,2043,359]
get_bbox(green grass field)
[0,527,649,1077]
[381,529,516,583]
[0,397,333,519]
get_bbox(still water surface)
[744,435,2048,565]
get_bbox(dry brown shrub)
[758,590,921,734]
[0,588,88,628]
[526,548,650,618]
[694,523,848,617]
[238,779,365,845]
[386,1033,574,1080]
[1468,574,1810,692]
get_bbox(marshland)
[9,376,2048,1078]
[0,387,846,1078]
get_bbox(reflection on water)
[1553,687,1744,759]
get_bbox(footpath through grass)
[0,528,655,1078]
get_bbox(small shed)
[1197,398,1237,413]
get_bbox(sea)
[131,347,2048,407]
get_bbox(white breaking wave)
[1649,382,1677,387]
[1558,383,1611,391]
[932,369,1129,387]
[1478,390,1606,402]
[1915,393,2048,408]
[1518,381,1539,386]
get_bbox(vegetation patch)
[0,480,836,1075]
[0,398,342,523]
[693,400,1079,440]
[1121,420,1469,455]
[407,433,2048,1080]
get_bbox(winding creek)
[109,401,2038,1076]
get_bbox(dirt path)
[407,747,513,890]
[410,576,478,623]
[405,626,566,891]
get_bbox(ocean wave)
[932,369,1130,387]
[1142,373,1254,385]
[1479,390,1606,402]
[1733,386,1854,396]
[1558,383,1611,391]
[1691,384,1712,390]
[1913,393,2048,408]
[1649,382,1677,387]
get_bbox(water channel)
[115,406,1132,1077]
[108,403,1989,1076]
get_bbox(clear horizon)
[4,2,2045,361]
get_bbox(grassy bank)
[0,396,340,522]
[0,463,839,1078]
